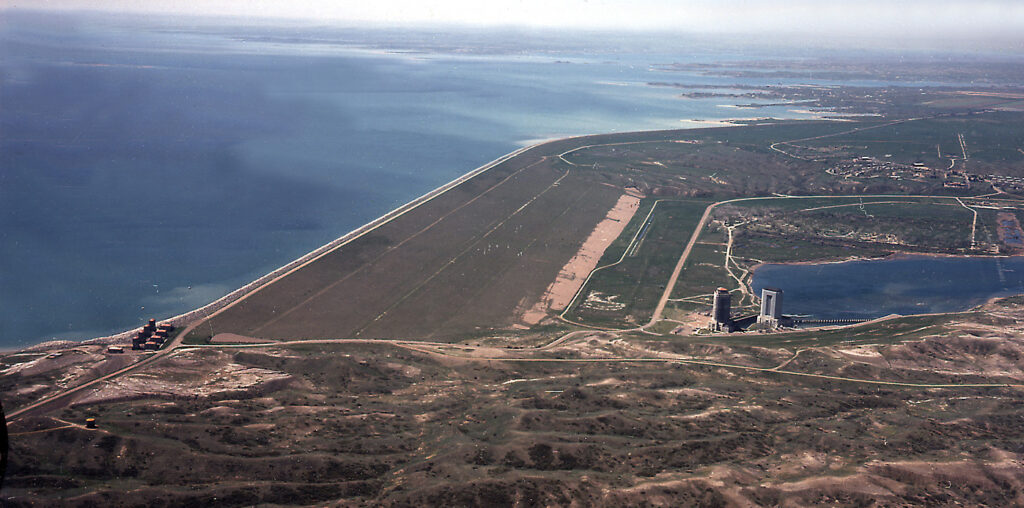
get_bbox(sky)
[14,0,1024,36]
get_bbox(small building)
[144,341,160,350]
[85,418,97,429]
[107,346,124,354]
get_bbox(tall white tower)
[757,287,783,327]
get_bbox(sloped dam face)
[751,255,1024,320]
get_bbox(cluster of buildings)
[827,156,926,181]
[827,157,983,189]
[827,153,1019,191]
[941,169,983,189]
[130,319,175,351]
[988,174,1024,192]
[709,287,786,333]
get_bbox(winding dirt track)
[178,337,1020,390]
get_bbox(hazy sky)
[16,0,1024,35]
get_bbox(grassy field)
[637,193,1018,327]
[192,122,844,343]
[798,112,1024,174]
[563,199,711,327]
[192,153,623,342]
[189,112,1024,343]
[562,135,842,198]
[730,198,981,262]
[669,243,732,299]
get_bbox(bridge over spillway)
[791,318,868,325]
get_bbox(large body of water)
[0,11,1011,348]
[751,255,1024,320]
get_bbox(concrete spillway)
[791,318,868,325]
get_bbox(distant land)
[8,10,1024,349]
[4,11,852,349]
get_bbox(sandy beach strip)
[521,191,642,325]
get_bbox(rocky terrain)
[3,298,1023,506]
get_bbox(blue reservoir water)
[751,255,1024,320]
[0,12,1010,348]
[0,14,828,348]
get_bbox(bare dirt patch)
[209,333,276,344]
[996,211,1024,252]
[72,349,292,406]
[521,192,642,324]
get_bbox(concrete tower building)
[711,287,732,331]
[757,287,784,328]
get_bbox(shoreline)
[747,251,1024,322]
[17,119,984,353]
[9,141,543,354]
[11,122,775,354]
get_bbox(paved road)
[647,199,717,326]
[5,331,187,421]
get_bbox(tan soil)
[2,347,104,377]
[72,349,291,406]
[664,311,710,335]
[520,191,642,325]
[210,333,277,344]
[996,211,1024,252]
